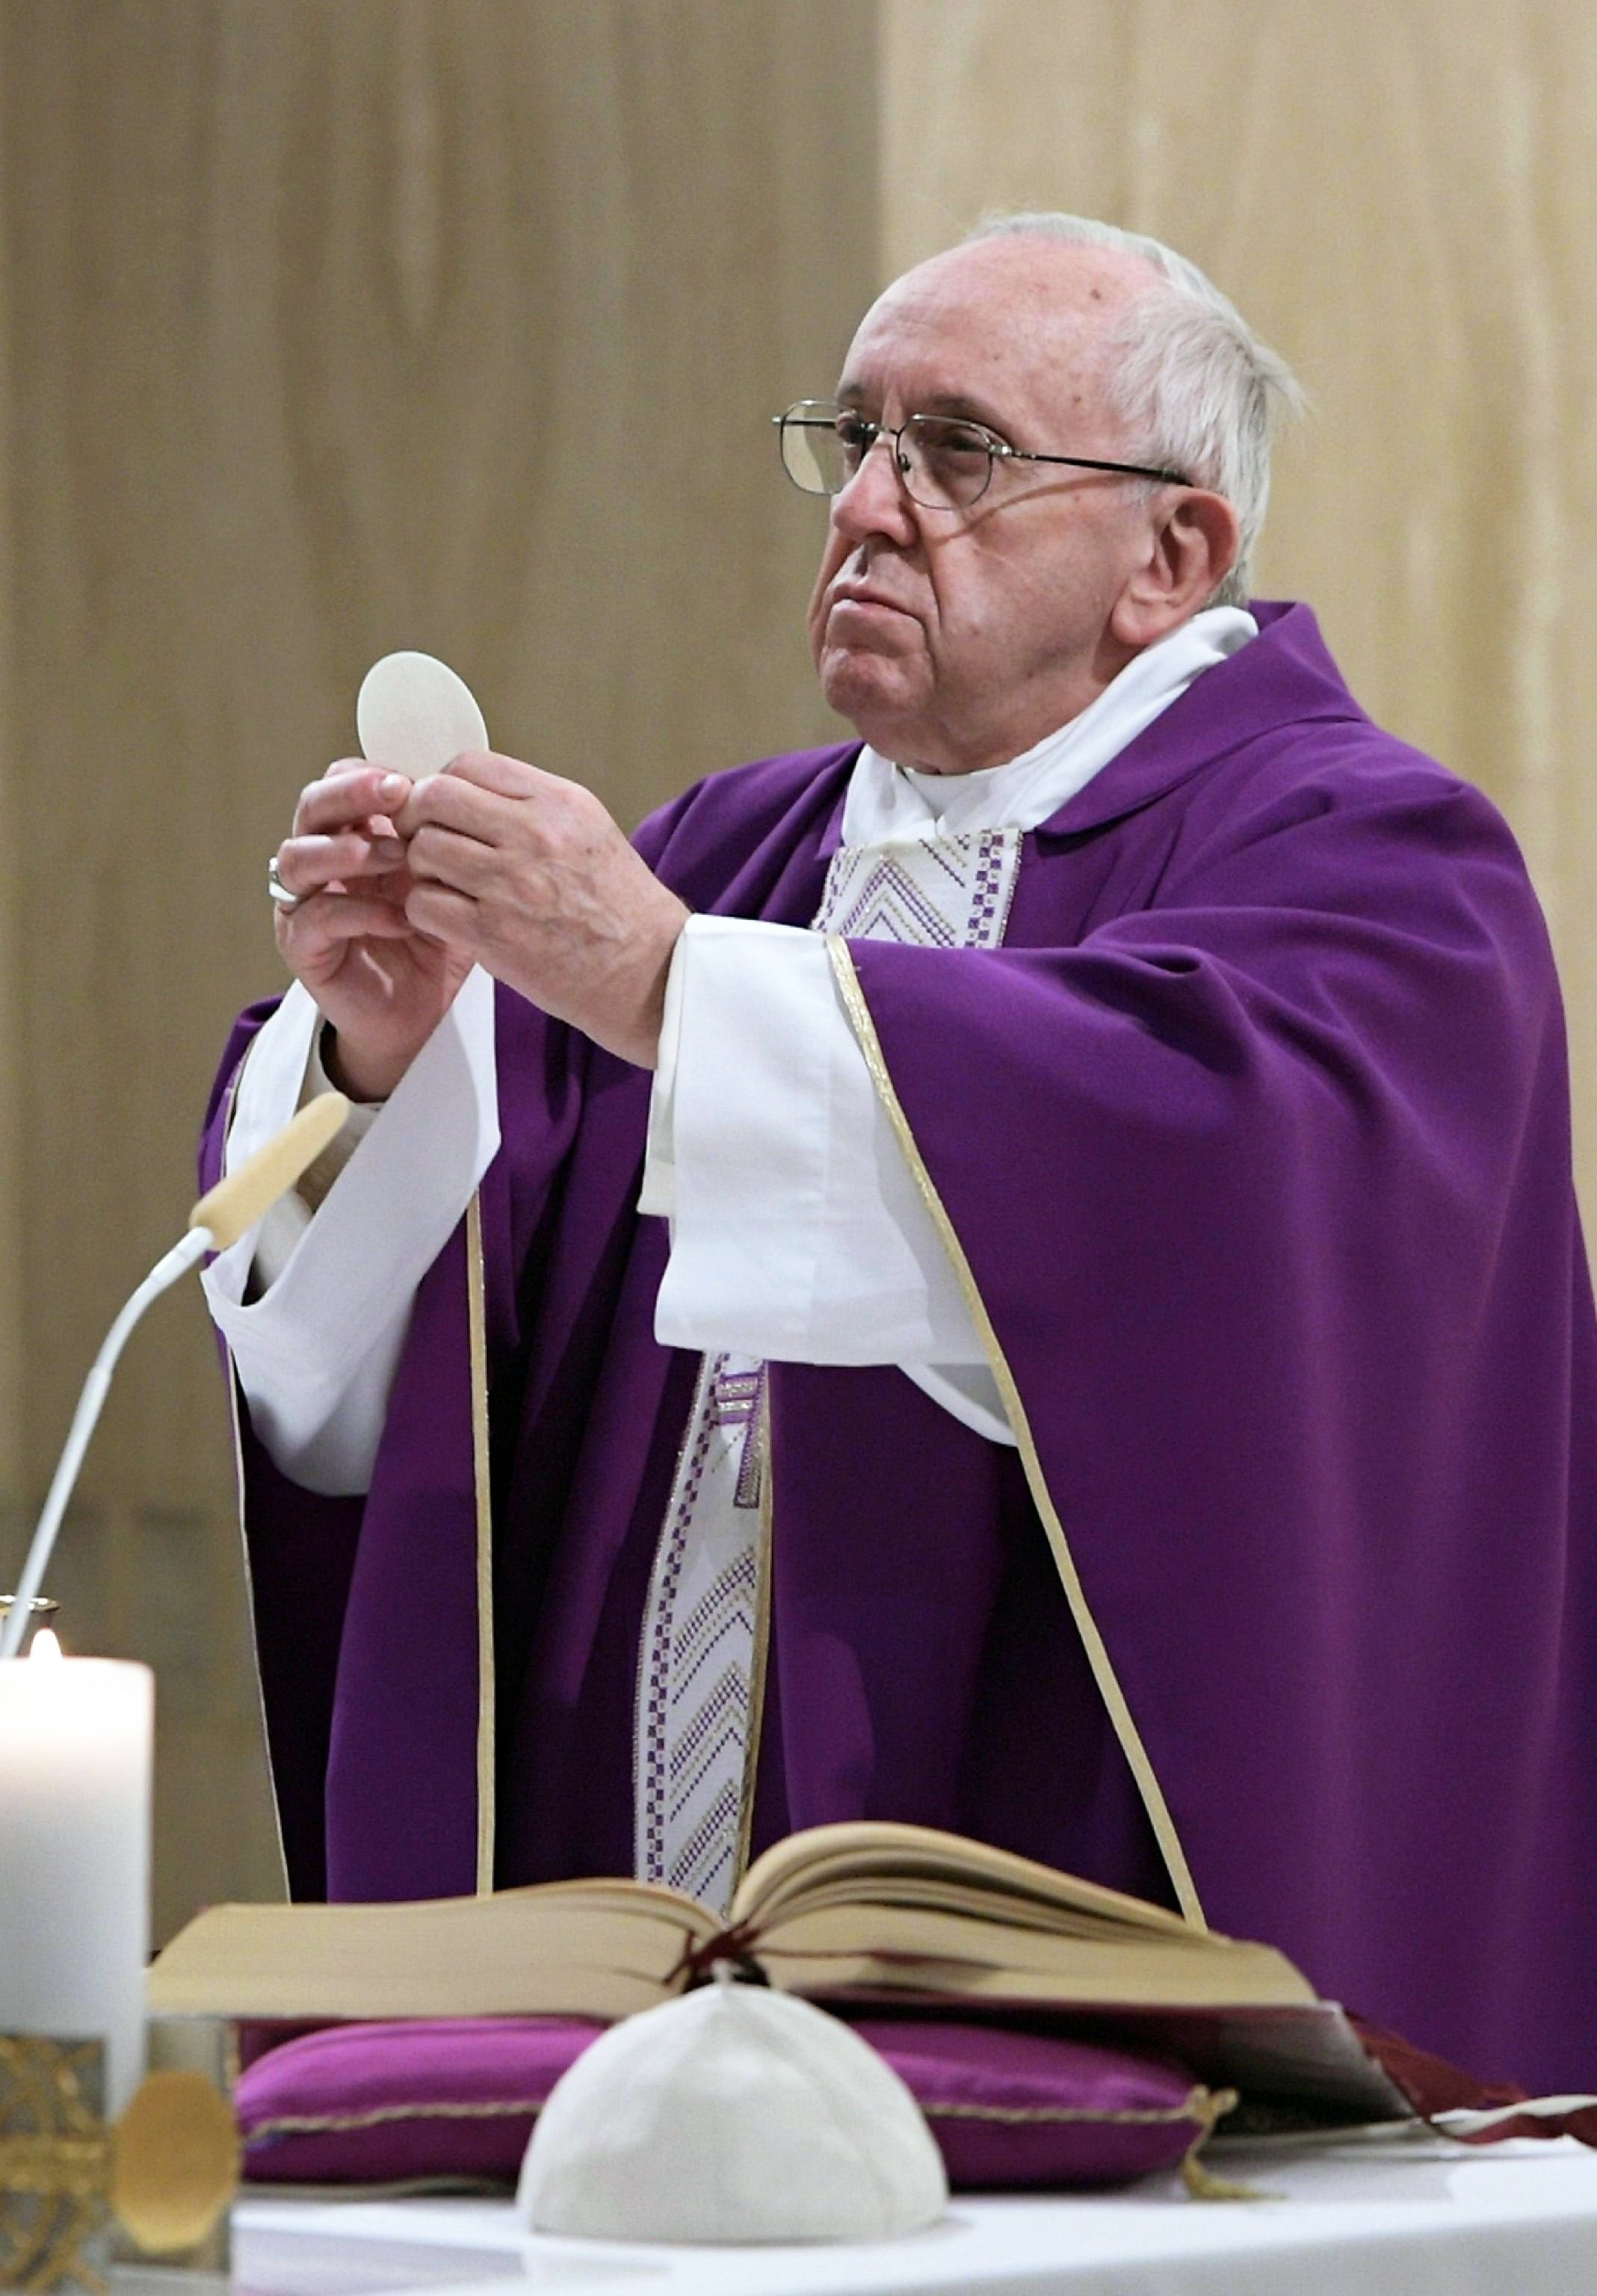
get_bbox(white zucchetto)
[517,1972,948,2244]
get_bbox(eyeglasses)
[774,401,1190,513]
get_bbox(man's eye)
[835,417,875,465]
[924,423,991,462]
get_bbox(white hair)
[969,212,1304,607]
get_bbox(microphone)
[0,1093,350,1661]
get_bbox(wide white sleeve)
[643,916,1014,1445]
[200,968,501,1494]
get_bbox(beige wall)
[0,0,874,1938]
[0,49,19,1524]
[882,0,1597,1190]
[1,1,1593,1937]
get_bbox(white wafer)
[356,650,489,780]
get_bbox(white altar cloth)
[114,2137,1597,2296]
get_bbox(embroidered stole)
[633,827,1024,1914]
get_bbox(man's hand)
[272,761,475,1100]
[396,753,689,1069]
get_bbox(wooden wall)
[0,41,19,1542]
[2,0,1593,1938]
[881,0,1597,1193]
[0,0,875,1938]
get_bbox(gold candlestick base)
[0,2037,237,2293]
[0,2034,112,2294]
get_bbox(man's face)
[806,236,1164,776]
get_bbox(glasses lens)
[901,416,994,510]
[779,404,850,496]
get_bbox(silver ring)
[268,856,301,913]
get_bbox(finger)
[277,893,417,964]
[404,880,481,944]
[294,767,412,838]
[439,749,549,800]
[327,754,419,792]
[363,862,418,902]
[280,889,416,940]
[314,859,428,910]
[395,771,514,845]
[276,830,407,897]
[327,759,404,837]
[406,822,504,893]
[430,754,614,844]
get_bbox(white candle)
[0,1633,152,2114]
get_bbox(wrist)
[636,902,691,1069]
[321,1025,405,1104]
[605,901,690,1070]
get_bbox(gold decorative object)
[110,2073,238,2258]
[0,2037,238,2293]
[0,2036,111,2295]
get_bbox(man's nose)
[830,433,918,546]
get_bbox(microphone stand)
[0,1093,350,1662]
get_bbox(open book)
[148,1820,1412,2120]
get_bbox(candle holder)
[0,2034,237,2292]
[0,1599,58,1647]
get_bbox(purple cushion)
[238,2017,602,2186]
[236,2011,1214,2192]
[850,2019,1214,2188]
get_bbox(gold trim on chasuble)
[217,1060,294,1901]
[824,934,1208,1934]
[466,1191,495,1895]
[736,1410,774,1886]
[227,1369,291,1900]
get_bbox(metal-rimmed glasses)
[774,400,1190,513]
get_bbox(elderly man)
[202,215,1597,2091]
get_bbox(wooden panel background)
[0,44,18,1528]
[0,0,874,1937]
[2,0,1593,1939]
[881,0,1597,1200]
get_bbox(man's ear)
[1109,490,1242,646]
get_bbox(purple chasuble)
[202,604,1597,2093]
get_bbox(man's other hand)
[396,753,689,1070]
[273,760,475,1101]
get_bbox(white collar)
[840,605,1257,848]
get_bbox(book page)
[146,1879,715,2022]
[753,1898,1317,2010]
[767,1871,1207,1944]
[735,1821,1207,1937]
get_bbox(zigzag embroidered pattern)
[818,830,1019,951]
[635,1354,768,1910]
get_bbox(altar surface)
[111,2134,1597,2296]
